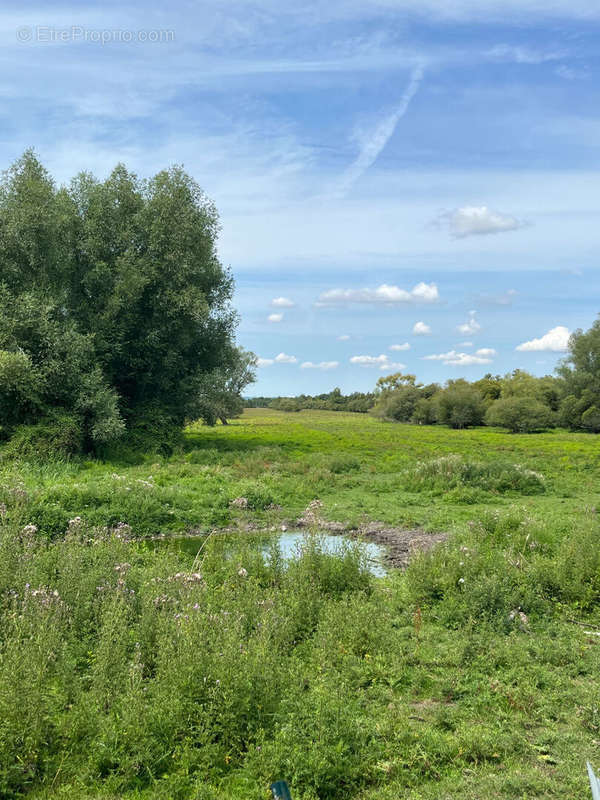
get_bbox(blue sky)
[2,1,599,395]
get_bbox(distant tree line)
[248,315,600,433]
[245,387,375,414]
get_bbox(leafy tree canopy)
[0,151,253,453]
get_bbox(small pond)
[150,530,387,577]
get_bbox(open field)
[1,409,599,799]
[1,408,598,537]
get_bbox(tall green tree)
[557,316,600,430]
[0,151,251,452]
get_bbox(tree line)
[246,315,600,433]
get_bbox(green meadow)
[1,409,599,799]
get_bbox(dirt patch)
[296,500,447,570]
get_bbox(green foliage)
[557,315,600,429]
[411,397,437,425]
[0,411,598,799]
[485,395,555,433]
[248,388,375,414]
[581,404,600,432]
[434,381,485,429]
[402,455,546,495]
[270,398,302,413]
[197,348,256,425]
[0,151,250,453]
[231,480,276,510]
[3,412,84,459]
[371,385,422,422]
[0,350,41,427]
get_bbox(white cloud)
[424,349,494,366]
[274,352,298,363]
[267,313,283,323]
[256,357,275,367]
[301,361,339,370]
[271,297,295,308]
[475,347,497,357]
[413,321,432,335]
[350,354,406,371]
[516,326,571,352]
[350,354,389,367]
[438,205,526,238]
[457,311,481,336]
[389,342,411,351]
[385,362,408,371]
[337,334,351,341]
[318,282,439,306]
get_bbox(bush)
[329,456,361,474]
[231,481,276,510]
[412,397,437,425]
[581,405,600,432]
[402,455,545,495]
[4,413,84,459]
[435,384,485,429]
[485,396,554,433]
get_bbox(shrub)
[329,456,361,474]
[485,396,555,433]
[4,412,84,459]
[402,455,545,495]
[231,481,276,510]
[581,405,600,432]
[435,384,485,429]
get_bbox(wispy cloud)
[301,360,339,370]
[267,313,283,323]
[457,311,481,336]
[424,348,495,366]
[389,342,411,351]
[350,354,406,370]
[332,63,424,197]
[271,297,295,308]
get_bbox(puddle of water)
[150,531,387,577]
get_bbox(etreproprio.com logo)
[16,26,176,44]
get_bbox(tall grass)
[402,455,546,495]
[0,504,599,798]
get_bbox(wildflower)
[458,577,465,585]
[230,496,248,509]
[0,503,6,518]
[508,608,529,630]
[238,567,248,578]
[22,524,38,535]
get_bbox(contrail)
[333,64,424,198]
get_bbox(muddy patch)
[296,500,447,569]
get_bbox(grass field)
[0,409,599,799]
